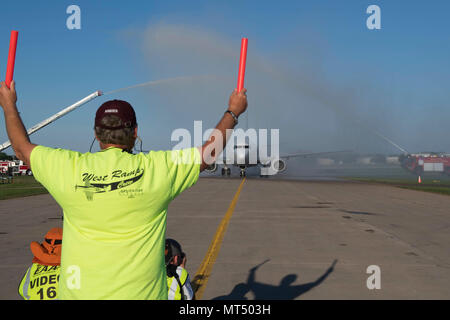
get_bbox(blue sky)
[1,1,450,154]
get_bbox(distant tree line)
[0,152,14,161]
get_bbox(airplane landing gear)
[239,168,246,178]
[221,167,231,176]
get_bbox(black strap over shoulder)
[167,264,186,300]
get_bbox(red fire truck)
[0,161,12,174]
[399,153,450,176]
[0,160,32,176]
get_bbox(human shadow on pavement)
[213,259,338,300]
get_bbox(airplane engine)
[271,158,286,173]
[205,163,218,173]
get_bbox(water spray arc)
[103,75,215,96]
[0,91,102,152]
[353,119,409,155]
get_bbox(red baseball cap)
[95,100,137,130]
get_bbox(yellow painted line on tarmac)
[192,177,246,299]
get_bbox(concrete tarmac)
[1,177,450,299]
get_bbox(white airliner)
[204,141,349,177]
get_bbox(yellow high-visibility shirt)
[30,146,200,300]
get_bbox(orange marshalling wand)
[236,37,248,92]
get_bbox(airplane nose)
[236,150,246,164]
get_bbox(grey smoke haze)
[120,22,450,155]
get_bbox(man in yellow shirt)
[0,80,247,299]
